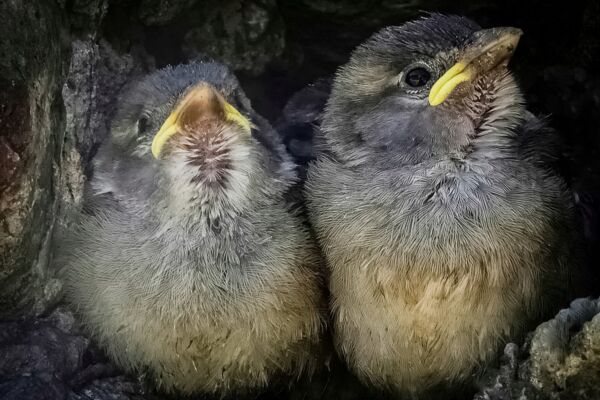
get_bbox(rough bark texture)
[0,0,599,399]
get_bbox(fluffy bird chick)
[59,62,326,395]
[306,14,576,396]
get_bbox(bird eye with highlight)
[404,67,431,88]
[137,115,151,136]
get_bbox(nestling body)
[59,63,325,395]
[306,14,575,395]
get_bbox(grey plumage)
[58,62,326,395]
[306,14,576,396]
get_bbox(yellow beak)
[151,84,252,159]
[428,27,522,106]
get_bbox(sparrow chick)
[306,14,576,396]
[59,62,325,395]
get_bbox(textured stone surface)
[0,0,152,318]
[66,0,109,32]
[0,308,157,400]
[182,0,285,75]
[475,298,600,400]
[0,0,68,317]
[61,39,151,166]
[137,0,197,26]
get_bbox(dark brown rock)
[0,308,155,400]
[61,39,152,167]
[137,0,197,26]
[0,0,68,317]
[182,0,285,75]
[65,0,109,33]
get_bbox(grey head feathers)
[321,13,528,169]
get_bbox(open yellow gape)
[151,83,252,159]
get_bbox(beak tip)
[151,145,161,159]
[428,96,440,107]
[492,27,523,50]
[506,27,524,47]
[510,27,524,37]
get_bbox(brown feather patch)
[174,120,233,188]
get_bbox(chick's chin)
[155,120,257,218]
[162,120,251,188]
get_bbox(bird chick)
[306,14,576,396]
[59,62,326,395]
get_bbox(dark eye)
[137,116,150,136]
[404,67,431,88]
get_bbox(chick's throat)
[151,83,253,159]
